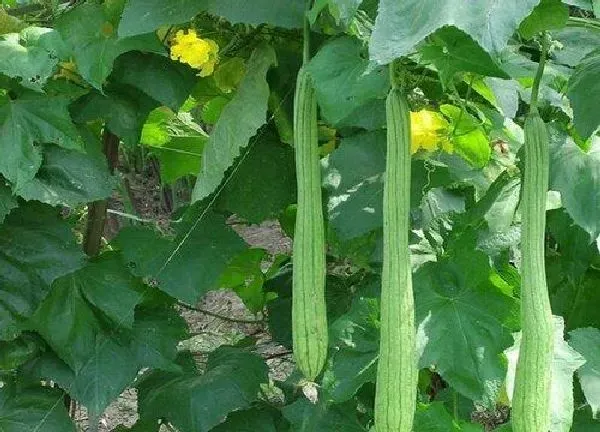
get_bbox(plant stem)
[177,301,264,324]
[83,129,119,256]
[530,33,550,111]
[303,0,313,65]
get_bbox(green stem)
[451,75,475,137]
[303,0,313,65]
[530,34,550,111]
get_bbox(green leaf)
[214,57,246,93]
[111,51,198,111]
[150,136,206,184]
[216,134,296,223]
[568,49,600,139]
[282,399,367,431]
[131,297,189,372]
[201,96,230,124]
[518,0,569,39]
[322,294,380,402]
[549,269,600,332]
[415,231,519,404]
[308,0,364,25]
[441,104,491,168]
[192,44,276,202]
[29,256,144,413]
[420,27,510,87]
[0,203,84,341]
[72,85,160,147]
[572,406,600,431]
[569,327,600,418]
[414,402,466,431]
[0,181,17,223]
[113,203,246,304]
[306,37,389,126]
[548,127,600,240]
[14,144,115,206]
[370,0,542,64]
[553,27,600,67]
[119,0,305,37]
[56,2,164,89]
[25,344,138,416]
[547,209,598,280]
[211,408,278,432]
[218,249,267,314]
[138,347,269,432]
[0,27,59,91]
[0,385,75,432]
[0,93,82,188]
[0,333,40,372]
[505,317,586,432]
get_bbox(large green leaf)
[0,385,75,432]
[216,134,296,223]
[211,408,278,432]
[518,0,569,39]
[113,203,246,304]
[549,269,600,331]
[55,2,164,89]
[415,232,519,405]
[420,27,510,87]
[505,317,586,432]
[370,0,541,64]
[130,298,189,372]
[192,44,276,202]
[0,182,17,223]
[119,0,305,37]
[14,145,115,206]
[0,94,82,188]
[548,127,600,240]
[322,295,380,402]
[554,27,600,67]
[0,203,84,341]
[568,49,600,139]
[138,347,269,432]
[569,328,600,418]
[413,402,483,431]
[306,37,389,125]
[29,256,146,413]
[111,51,197,111]
[0,27,58,91]
[282,399,367,432]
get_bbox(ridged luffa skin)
[374,87,417,432]
[512,110,554,432]
[292,68,328,381]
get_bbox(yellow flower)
[170,29,219,76]
[410,110,452,154]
